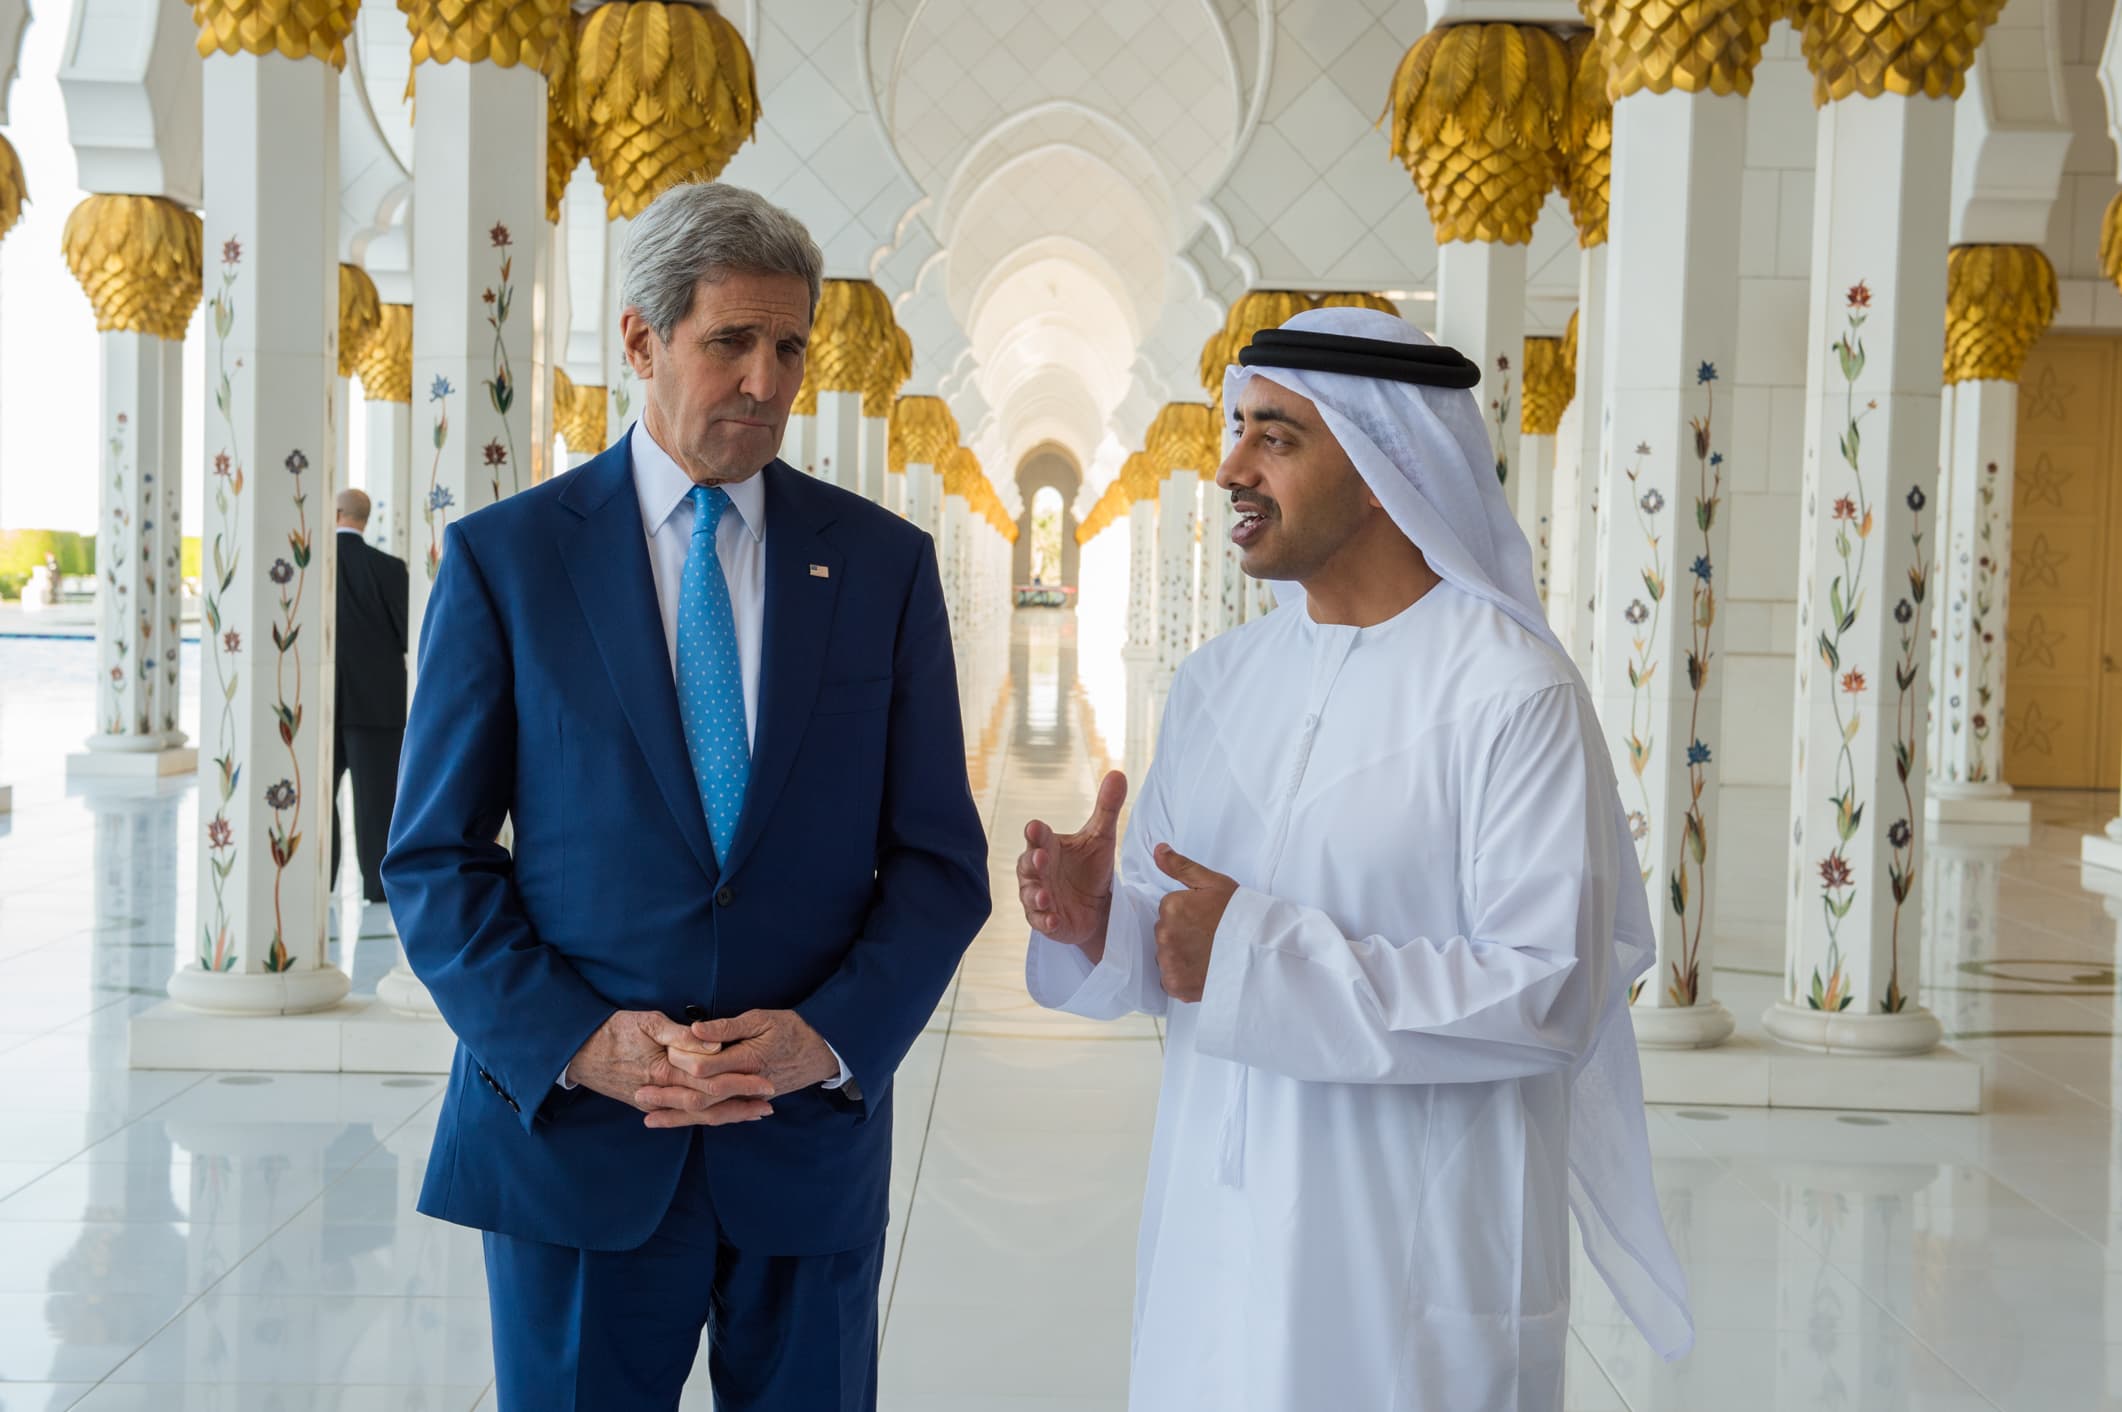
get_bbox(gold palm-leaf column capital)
[355,302,414,403]
[192,0,361,66]
[399,0,571,72]
[0,135,27,242]
[888,394,959,473]
[1560,31,1611,247]
[1562,306,1581,388]
[545,11,583,222]
[1314,291,1400,313]
[938,445,983,500]
[1792,0,2007,105]
[1576,0,1788,100]
[1145,402,1219,480]
[1119,450,1160,503]
[1521,335,1572,434]
[793,278,894,415]
[1384,23,1573,246]
[572,1,761,221]
[61,194,205,343]
[866,322,913,420]
[1942,244,2056,384]
[2099,192,2122,296]
[552,365,609,450]
[337,262,383,379]
[1199,288,1318,395]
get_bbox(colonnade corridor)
[4,609,2122,1408]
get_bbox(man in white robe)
[1018,308,1691,1412]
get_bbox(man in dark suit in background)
[332,488,408,904]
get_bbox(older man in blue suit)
[382,182,990,1411]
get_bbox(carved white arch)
[1953,0,2069,245]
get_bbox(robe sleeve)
[1023,671,1191,1020]
[1192,682,1616,1084]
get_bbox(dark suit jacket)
[381,442,991,1256]
[335,530,409,730]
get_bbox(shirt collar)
[630,419,766,543]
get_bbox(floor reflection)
[4,624,2122,1408]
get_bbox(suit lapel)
[557,443,721,883]
[720,464,841,880]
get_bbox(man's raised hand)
[1018,769,1127,960]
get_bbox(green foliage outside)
[0,531,204,600]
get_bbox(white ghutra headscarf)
[1224,305,1694,1362]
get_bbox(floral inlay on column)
[264,447,315,973]
[425,374,453,579]
[481,222,517,499]
[103,412,130,735]
[1810,281,1877,1013]
[1963,462,1999,778]
[1668,361,1724,1007]
[1620,441,1664,886]
[201,236,246,973]
[1490,354,1513,486]
[1884,483,1928,1012]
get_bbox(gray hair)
[620,183,824,343]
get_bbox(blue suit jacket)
[381,441,990,1255]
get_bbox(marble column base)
[377,961,442,1018]
[1638,1001,1978,1112]
[132,993,456,1073]
[2083,820,2122,877]
[1631,997,1736,1050]
[1759,999,1943,1056]
[0,782,11,814]
[1925,783,2032,826]
[68,738,196,780]
[167,962,351,1016]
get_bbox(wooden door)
[2004,334,2122,790]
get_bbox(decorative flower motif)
[1687,740,1712,766]
[1624,599,1649,625]
[1971,713,1987,731]
[207,817,233,850]
[222,238,242,266]
[1639,489,1665,514]
[1496,354,1511,372]
[284,449,308,475]
[1818,852,1854,888]
[483,440,508,467]
[430,375,454,403]
[214,452,231,477]
[109,666,123,683]
[268,558,293,585]
[1893,599,1913,624]
[1832,497,1858,521]
[1697,361,1718,384]
[1847,282,1871,309]
[1627,811,1649,841]
[1888,819,1912,850]
[481,288,497,306]
[1841,669,1867,694]
[1709,452,1724,467]
[1690,556,1712,583]
[264,780,296,811]
[1906,486,1926,513]
[428,485,455,512]
[223,630,242,653]
[490,222,512,248]
[1634,441,1652,456]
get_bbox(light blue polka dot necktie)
[676,483,750,868]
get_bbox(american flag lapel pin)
[810,563,831,579]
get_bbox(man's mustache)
[1231,492,1276,517]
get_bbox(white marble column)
[1767,93,1954,1053]
[1927,247,2054,826]
[1593,89,1749,1048]
[941,491,970,644]
[1155,470,1200,686]
[1519,334,1567,608]
[173,43,348,1016]
[908,463,938,541]
[355,304,413,562]
[1197,493,1236,640]
[813,390,862,492]
[1436,241,1528,507]
[1126,493,1157,657]
[1557,252,1608,675]
[77,331,192,776]
[408,58,546,649]
[862,406,891,504]
[602,214,635,439]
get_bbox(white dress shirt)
[561,421,849,1094]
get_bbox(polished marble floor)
[4,612,2122,1410]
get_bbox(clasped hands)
[566,1007,841,1129]
[1017,769,1239,1004]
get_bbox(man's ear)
[619,308,657,381]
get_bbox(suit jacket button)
[684,1004,709,1024]
[716,886,734,908]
